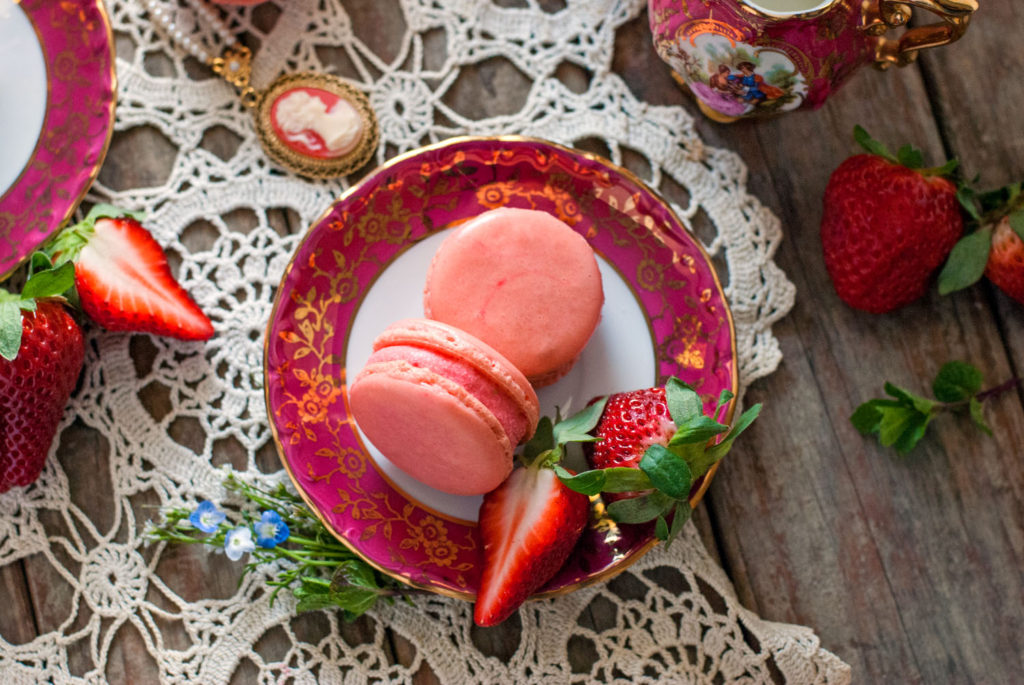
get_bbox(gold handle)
[866,0,977,68]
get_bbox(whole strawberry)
[821,126,963,313]
[0,265,85,493]
[558,378,760,546]
[938,183,1024,306]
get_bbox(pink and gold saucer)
[0,0,116,280]
[264,136,737,600]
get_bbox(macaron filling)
[365,344,531,445]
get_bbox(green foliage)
[851,361,1017,454]
[145,472,411,619]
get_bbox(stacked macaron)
[349,207,604,495]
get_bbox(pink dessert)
[423,207,604,387]
[348,318,539,496]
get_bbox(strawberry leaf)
[853,125,894,161]
[599,467,654,493]
[938,227,993,295]
[1009,210,1024,242]
[0,299,22,361]
[932,361,983,402]
[667,415,729,447]
[957,185,981,221]
[714,388,735,420]
[553,465,605,495]
[896,144,924,169]
[522,416,554,463]
[21,262,75,301]
[639,444,692,500]
[702,403,763,471]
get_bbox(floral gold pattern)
[265,137,737,599]
[0,0,116,279]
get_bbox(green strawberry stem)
[853,124,958,176]
[557,377,761,548]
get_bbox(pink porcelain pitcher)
[648,0,976,122]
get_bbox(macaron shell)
[423,207,603,385]
[349,360,514,496]
[372,318,539,433]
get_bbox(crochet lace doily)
[0,0,850,682]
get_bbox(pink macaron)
[423,207,604,387]
[349,318,539,496]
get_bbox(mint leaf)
[552,397,607,447]
[0,301,23,361]
[664,500,692,548]
[703,403,763,470]
[938,228,993,295]
[639,444,692,500]
[665,377,702,425]
[933,361,983,402]
[295,586,379,617]
[884,382,937,416]
[968,397,992,436]
[606,491,674,524]
[1009,210,1024,242]
[667,414,728,447]
[877,406,931,451]
[597,467,653,493]
[850,400,884,435]
[523,416,554,463]
[554,465,606,496]
[331,559,379,591]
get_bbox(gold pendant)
[211,45,378,179]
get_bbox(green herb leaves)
[0,261,76,361]
[851,361,1018,454]
[557,378,761,547]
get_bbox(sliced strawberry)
[50,205,213,341]
[475,464,589,627]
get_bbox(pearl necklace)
[140,0,379,179]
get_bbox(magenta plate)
[265,137,737,600]
[0,0,116,280]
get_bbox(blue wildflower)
[255,510,290,549]
[224,526,255,561]
[188,500,226,534]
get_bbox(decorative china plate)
[265,137,737,599]
[0,0,116,279]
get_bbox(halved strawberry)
[475,464,589,627]
[474,400,607,627]
[49,205,213,340]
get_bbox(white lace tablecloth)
[0,0,851,682]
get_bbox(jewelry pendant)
[211,45,378,179]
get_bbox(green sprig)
[851,361,1020,454]
[145,472,413,619]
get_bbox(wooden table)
[2,1,1022,682]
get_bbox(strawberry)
[0,265,84,493]
[938,183,1024,306]
[820,126,963,313]
[985,217,1024,304]
[558,378,760,547]
[473,400,607,627]
[475,464,590,627]
[48,204,213,340]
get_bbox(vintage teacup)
[648,0,977,122]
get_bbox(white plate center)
[346,228,656,522]
[0,0,48,196]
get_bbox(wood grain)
[6,1,1023,683]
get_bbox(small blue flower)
[224,526,255,561]
[189,500,226,534]
[255,510,290,549]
